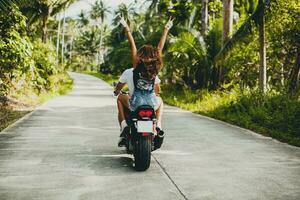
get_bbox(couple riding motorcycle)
[114,16,174,147]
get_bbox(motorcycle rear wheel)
[134,136,151,171]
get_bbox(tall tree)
[218,0,234,84]
[289,47,300,95]
[222,0,233,45]
[201,0,208,35]
[215,0,270,60]
[56,13,61,61]
[90,0,109,23]
[215,0,272,88]
[258,0,266,92]
[78,11,89,27]
[114,3,135,26]
[90,0,110,64]
[18,0,75,42]
[61,7,66,65]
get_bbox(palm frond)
[0,0,36,11]
[51,0,76,16]
[169,32,205,57]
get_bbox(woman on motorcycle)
[114,16,174,146]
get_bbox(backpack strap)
[133,68,139,89]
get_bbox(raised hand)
[165,17,175,30]
[119,15,128,28]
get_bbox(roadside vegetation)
[161,86,300,146]
[85,72,118,86]
[0,1,74,131]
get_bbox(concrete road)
[0,72,299,200]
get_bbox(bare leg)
[155,97,164,129]
[154,97,164,149]
[117,94,130,126]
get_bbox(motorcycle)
[118,91,164,171]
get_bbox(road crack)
[152,155,189,200]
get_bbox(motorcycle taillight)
[138,110,153,118]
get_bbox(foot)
[118,126,130,147]
[118,137,126,147]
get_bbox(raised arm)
[120,16,138,68]
[157,17,174,57]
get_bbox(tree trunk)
[61,8,66,66]
[56,13,61,63]
[42,6,52,43]
[99,27,103,65]
[201,0,208,35]
[42,15,49,43]
[288,47,300,95]
[70,37,73,60]
[281,63,284,86]
[218,0,233,84]
[258,0,267,93]
[222,0,233,46]
[188,6,197,30]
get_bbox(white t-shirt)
[119,68,161,97]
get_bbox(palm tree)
[113,3,135,26]
[90,0,110,23]
[216,0,233,83]
[289,48,300,95]
[215,0,271,90]
[222,0,234,46]
[258,0,266,92]
[78,10,89,27]
[145,0,160,18]
[90,0,110,64]
[215,0,271,60]
[74,27,101,58]
[167,31,209,88]
[201,0,208,35]
[12,0,75,42]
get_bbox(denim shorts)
[129,89,161,111]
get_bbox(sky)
[65,0,148,20]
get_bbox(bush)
[214,93,300,145]
[31,39,59,92]
[0,4,73,105]
[161,85,300,146]
[0,4,32,96]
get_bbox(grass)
[0,72,73,132]
[161,85,300,147]
[0,109,30,131]
[85,71,118,85]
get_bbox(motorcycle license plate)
[137,121,153,133]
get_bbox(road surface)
[0,72,299,200]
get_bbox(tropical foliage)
[0,1,73,106]
[0,4,32,96]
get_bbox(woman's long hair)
[135,45,162,80]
